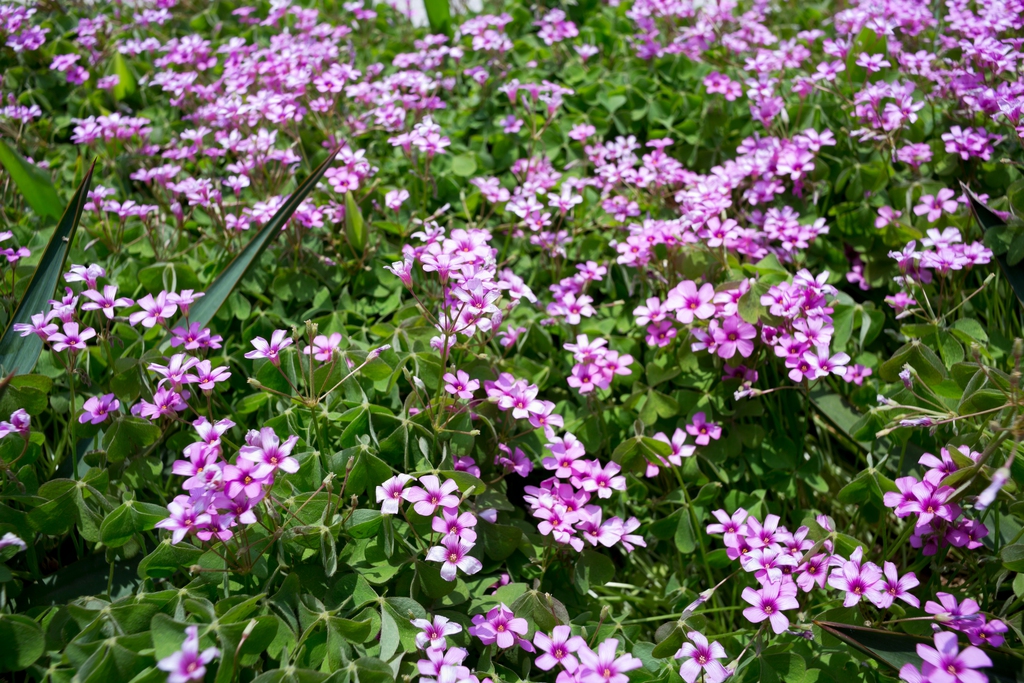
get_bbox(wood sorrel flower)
[157,625,220,683]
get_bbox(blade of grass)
[0,139,62,221]
[0,161,95,375]
[961,182,1024,304]
[185,150,338,330]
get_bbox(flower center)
[763,605,774,614]
[448,553,458,563]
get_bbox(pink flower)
[411,615,462,651]
[913,189,958,223]
[302,333,343,362]
[432,509,478,543]
[686,413,721,446]
[238,427,300,478]
[470,604,531,650]
[79,393,119,424]
[129,292,178,328]
[875,561,919,609]
[403,475,460,516]
[385,189,410,210]
[48,322,95,352]
[741,580,799,634]
[81,285,133,319]
[443,370,480,400]
[155,495,211,545]
[827,549,883,607]
[376,474,414,515]
[668,281,716,324]
[425,536,482,581]
[712,316,756,359]
[244,330,293,365]
[578,638,642,683]
[675,632,729,683]
[157,625,219,683]
[534,626,586,671]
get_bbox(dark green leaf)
[0,139,62,220]
[185,150,339,330]
[0,162,95,375]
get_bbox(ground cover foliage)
[2,0,1024,681]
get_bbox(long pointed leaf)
[424,0,451,34]
[961,182,1024,304]
[0,162,95,376]
[814,621,1023,682]
[0,139,62,221]
[186,150,338,330]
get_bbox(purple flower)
[534,625,586,671]
[238,427,300,478]
[686,412,721,446]
[244,330,293,365]
[403,475,461,517]
[48,322,95,352]
[913,189,958,223]
[496,444,534,477]
[712,316,756,359]
[469,604,530,649]
[443,370,480,400]
[425,535,482,581]
[155,495,211,545]
[741,580,799,633]
[81,285,133,319]
[675,631,729,683]
[129,292,178,328]
[431,509,478,543]
[411,615,462,651]
[157,625,220,683]
[912,631,991,683]
[875,561,920,609]
[79,393,119,424]
[827,549,883,607]
[578,638,643,683]
[376,474,414,515]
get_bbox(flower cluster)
[156,422,298,545]
[883,447,989,556]
[563,334,634,395]
[708,511,919,633]
[376,473,482,582]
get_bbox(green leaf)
[102,416,161,463]
[423,0,451,34]
[344,509,383,539]
[450,154,477,177]
[0,139,62,220]
[0,613,45,672]
[110,52,136,100]
[379,606,400,660]
[479,522,525,561]
[0,162,95,375]
[185,151,339,330]
[509,590,568,636]
[573,549,615,593]
[345,190,367,254]
[1001,544,1024,572]
[962,183,1024,304]
[100,502,141,548]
